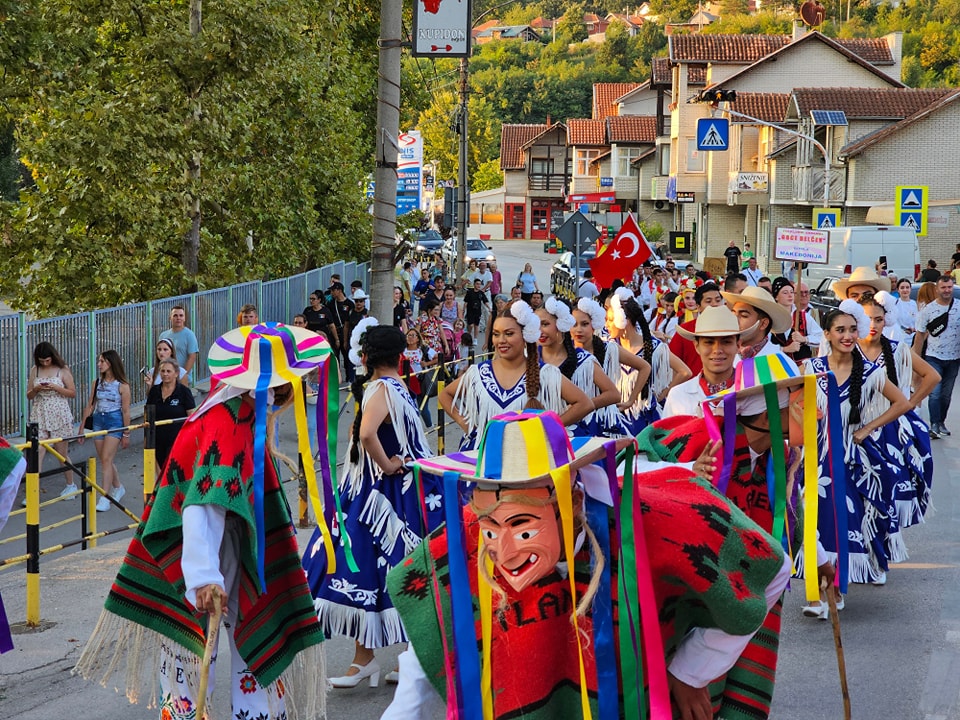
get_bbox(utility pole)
[182,0,202,285]
[455,57,470,286]
[369,0,403,323]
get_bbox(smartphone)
[879,255,887,268]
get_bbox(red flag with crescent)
[587,213,652,288]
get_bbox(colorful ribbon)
[826,374,849,594]
[803,375,820,601]
[756,362,787,548]
[0,591,12,654]
[618,444,644,718]
[585,494,617,720]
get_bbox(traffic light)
[442,186,458,230]
[697,88,737,104]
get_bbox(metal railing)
[0,260,370,437]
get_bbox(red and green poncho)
[387,467,785,720]
[76,397,324,699]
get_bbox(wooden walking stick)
[195,590,223,720]
[822,578,851,720]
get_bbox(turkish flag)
[587,213,653,288]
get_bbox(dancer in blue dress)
[304,321,441,688]
[801,301,912,615]
[440,300,592,450]
[606,288,691,437]
[536,296,622,436]
[857,291,938,555]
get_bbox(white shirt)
[663,374,709,418]
[578,280,599,299]
[743,267,764,287]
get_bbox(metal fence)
[0,260,369,438]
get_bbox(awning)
[865,205,895,224]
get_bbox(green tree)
[3,0,377,315]
[595,19,635,74]
[473,158,503,192]
[556,2,588,44]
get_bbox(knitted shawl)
[388,467,784,720]
[76,398,324,716]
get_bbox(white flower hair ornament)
[544,296,575,333]
[610,287,635,330]
[874,290,898,317]
[348,317,380,367]
[509,300,542,343]
[838,299,871,338]
[577,297,606,331]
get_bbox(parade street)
[2,242,959,719]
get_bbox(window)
[531,158,554,175]
[575,149,601,176]
[686,139,704,173]
[617,147,643,177]
[658,145,671,176]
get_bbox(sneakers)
[95,495,111,512]
[59,484,79,498]
[110,485,126,503]
[930,426,941,440]
[938,423,952,437]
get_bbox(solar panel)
[810,109,848,126]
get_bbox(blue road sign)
[900,211,923,233]
[697,118,729,151]
[813,208,841,229]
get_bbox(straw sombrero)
[415,410,629,490]
[676,305,757,340]
[705,352,805,415]
[208,322,330,389]
[719,286,792,334]
[831,267,889,298]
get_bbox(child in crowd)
[403,328,437,428]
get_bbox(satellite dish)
[799,0,826,26]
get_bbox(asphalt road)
[3,241,960,719]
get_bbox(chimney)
[885,31,904,83]
[546,114,552,126]
[792,19,807,41]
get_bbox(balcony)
[791,165,845,204]
[527,173,566,192]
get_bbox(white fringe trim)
[74,610,326,720]
[893,341,913,398]
[359,488,423,557]
[885,530,910,563]
[650,341,672,400]
[315,599,407,649]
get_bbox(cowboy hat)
[705,352,813,415]
[676,305,757,340]
[207,322,332,389]
[415,410,630,490]
[351,289,369,300]
[831,267,889,298]
[720,286,792,334]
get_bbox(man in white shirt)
[663,306,751,418]
[472,260,494,300]
[742,257,764,287]
[795,282,823,355]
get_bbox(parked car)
[550,249,597,296]
[441,236,495,266]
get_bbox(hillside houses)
[494,26,960,272]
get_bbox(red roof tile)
[593,82,644,119]
[834,37,893,65]
[567,119,608,146]
[607,115,657,143]
[471,19,500,38]
[651,57,705,86]
[669,34,790,64]
[730,93,790,123]
[792,87,951,120]
[841,89,960,158]
[500,123,548,170]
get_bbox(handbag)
[83,379,99,430]
[927,299,954,338]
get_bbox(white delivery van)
[803,225,920,288]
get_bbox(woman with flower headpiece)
[606,287,690,437]
[536,296,624,437]
[440,300,592,450]
[800,301,913,616]
[303,320,439,689]
[76,323,329,720]
[856,291,937,559]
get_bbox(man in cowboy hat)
[831,266,890,301]
[77,323,333,720]
[720,286,792,359]
[668,282,725,375]
[383,410,790,720]
[662,305,755,417]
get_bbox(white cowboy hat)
[831,267,889,298]
[676,305,757,340]
[351,289,370,300]
[720,286,792,334]
[207,322,332,389]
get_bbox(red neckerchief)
[699,373,734,397]
[739,337,769,359]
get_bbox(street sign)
[599,177,614,187]
[696,118,729,151]
[812,208,841,229]
[553,211,601,252]
[676,191,696,204]
[896,185,928,236]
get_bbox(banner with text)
[775,227,829,264]
[397,130,423,217]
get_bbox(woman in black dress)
[145,359,196,474]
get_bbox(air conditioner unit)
[654,200,667,211]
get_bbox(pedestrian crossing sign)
[697,118,729,151]
[812,208,841,229]
[895,185,928,236]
